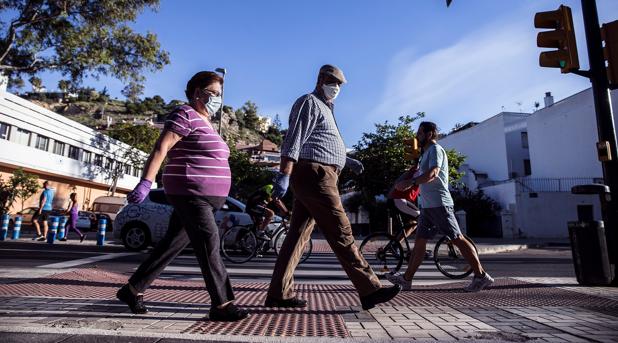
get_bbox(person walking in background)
[60,192,86,242]
[116,71,248,322]
[32,181,54,241]
[386,121,494,292]
[265,64,401,311]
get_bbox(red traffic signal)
[535,5,580,73]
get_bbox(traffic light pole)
[581,0,618,274]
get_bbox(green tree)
[57,79,70,93]
[107,123,160,153]
[227,144,272,202]
[240,101,260,131]
[0,168,40,213]
[122,80,145,103]
[28,75,42,91]
[0,0,170,89]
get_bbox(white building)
[439,89,617,238]
[257,115,272,133]
[0,88,146,212]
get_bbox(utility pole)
[581,0,618,269]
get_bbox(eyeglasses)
[201,88,221,97]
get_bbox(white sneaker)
[385,272,412,291]
[464,272,494,292]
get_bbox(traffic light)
[404,137,421,161]
[535,5,580,73]
[602,20,618,89]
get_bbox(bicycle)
[220,216,313,264]
[359,204,478,279]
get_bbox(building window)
[52,141,65,155]
[521,132,529,149]
[105,157,114,170]
[14,128,31,146]
[68,145,80,160]
[0,122,10,140]
[132,167,141,177]
[124,164,132,175]
[82,150,92,163]
[524,159,531,176]
[35,135,49,151]
[94,154,103,167]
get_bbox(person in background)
[60,192,86,242]
[32,181,54,241]
[245,184,289,240]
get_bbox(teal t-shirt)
[41,188,55,211]
[418,143,454,208]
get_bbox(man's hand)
[127,179,153,204]
[346,157,364,175]
[272,172,290,199]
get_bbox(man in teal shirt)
[32,181,55,241]
[387,121,493,292]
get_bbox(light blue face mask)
[203,94,222,116]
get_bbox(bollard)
[1,214,8,240]
[12,216,22,240]
[97,218,107,246]
[47,217,59,244]
[57,216,67,240]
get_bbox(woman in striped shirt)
[116,71,248,322]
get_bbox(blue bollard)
[1,214,8,240]
[12,216,22,240]
[47,217,59,244]
[57,216,67,240]
[97,218,107,246]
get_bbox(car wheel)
[121,221,151,251]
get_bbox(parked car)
[9,207,67,227]
[113,189,273,251]
[91,195,126,223]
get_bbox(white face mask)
[321,83,340,100]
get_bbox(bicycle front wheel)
[273,229,312,264]
[359,232,404,276]
[221,225,257,264]
[433,235,477,279]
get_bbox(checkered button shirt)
[281,92,347,170]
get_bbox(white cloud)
[371,14,591,133]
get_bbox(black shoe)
[80,234,87,243]
[59,238,67,241]
[360,285,401,310]
[116,284,148,314]
[264,296,307,308]
[36,235,46,241]
[209,303,249,321]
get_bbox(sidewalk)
[1,268,617,342]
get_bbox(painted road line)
[37,252,139,269]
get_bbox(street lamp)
[215,68,226,135]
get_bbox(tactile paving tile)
[2,269,618,337]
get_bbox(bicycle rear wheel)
[273,229,312,264]
[359,232,404,276]
[221,225,257,264]
[433,235,477,279]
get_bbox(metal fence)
[514,177,603,193]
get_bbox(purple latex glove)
[127,179,152,204]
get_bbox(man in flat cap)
[265,65,401,310]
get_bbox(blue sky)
[26,0,618,146]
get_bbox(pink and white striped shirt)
[162,105,231,197]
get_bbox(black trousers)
[128,194,234,306]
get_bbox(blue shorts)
[416,206,462,240]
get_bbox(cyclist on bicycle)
[245,184,290,241]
